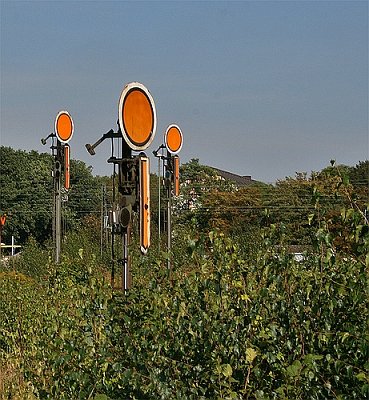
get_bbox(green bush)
[0,237,51,280]
[0,250,112,399]
[103,216,368,399]
[0,204,368,399]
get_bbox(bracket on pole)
[85,129,120,155]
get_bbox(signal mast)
[153,124,183,274]
[41,111,73,264]
[85,82,156,292]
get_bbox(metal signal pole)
[45,134,62,265]
[55,164,61,264]
[164,151,173,274]
[43,111,74,265]
[153,144,165,253]
[167,180,172,272]
[122,228,130,292]
[54,141,63,264]
[158,155,161,251]
[154,143,181,276]
[163,124,183,277]
[100,186,103,257]
[111,162,116,289]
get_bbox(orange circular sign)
[55,111,74,143]
[165,124,183,154]
[118,82,156,151]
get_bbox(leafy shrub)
[104,206,368,399]
[4,237,52,280]
[0,254,112,399]
[0,204,368,399]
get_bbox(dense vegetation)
[0,146,105,244]
[0,146,368,399]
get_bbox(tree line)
[0,146,367,252]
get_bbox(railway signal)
[165,124,183,155]
[118,82,157,151]
[42,110,74,263]
[164,124,183,198]
[153,124,184,273]
[85,82,156,291]
[55,111,74,144]
[165,124,182,197]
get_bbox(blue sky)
[1,0,368,183]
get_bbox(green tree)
[0,146,53,243]
[0,146,105,244]
[349,160,369,187]
[349,160,369,214]
[177,159,237,227]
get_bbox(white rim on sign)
[165,124,183,155]
[54,110,74,144]
[118,82,157,151]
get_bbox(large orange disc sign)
[55,111,74,143]
[165,124,183,155]
[118,82,157,151]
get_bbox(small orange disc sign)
[118,82,156,151]
[55,111,74,143]
[165,124,183,155]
